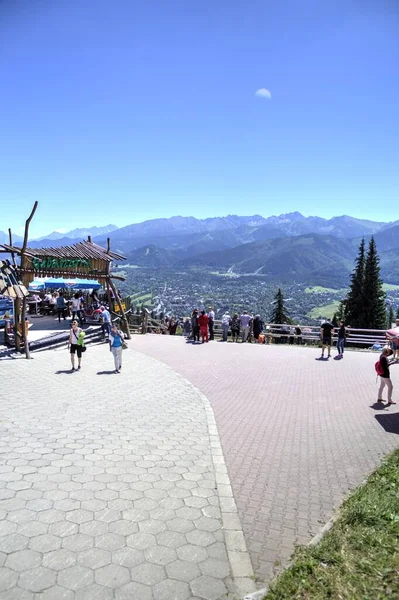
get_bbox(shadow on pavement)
[97,370,116,375]
[370,402,388,411]
[55,370,74,375]
[375,412,399,434]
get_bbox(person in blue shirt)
[109,324,124,373]
[100,305,111,338]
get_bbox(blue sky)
[1,0,398,238]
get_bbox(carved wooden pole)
[21,201,38,358]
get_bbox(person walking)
[240,310,251,343]
[230,313,240,342]
[336,320,347,358]
[377,347,396,405]
[191,309,200,343]
[109,324,124,373]
[100,305,112,338]
[56,292,67,322]
[320,319,334,358]
[221,312,231,342]
[198,310,209,343]
[71,293,83,325]
[68,320,85,371]
[208,307,215,341]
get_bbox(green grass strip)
[265,449,399,600]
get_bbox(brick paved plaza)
[129,336,399,583]
[1,338,398,598]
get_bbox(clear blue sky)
[1,0,398,238]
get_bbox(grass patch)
[305,286,341,294]
[130,292,153,304]
[264,449,399,600]
[307,301,341,319]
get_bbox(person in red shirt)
[198,310,209,343]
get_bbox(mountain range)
[1,213,399,286]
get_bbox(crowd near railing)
[127,313,388,349]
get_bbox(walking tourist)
[71,293,82,324]
[100,305,111,338]
[68,320,85,371]
[191,309,200,342]
[56,292,67,322]
[221,312,231,342]
[336,320,347,357]
[320,319,334,358]
[208,306,215,341]
[377,347,396,405]
[198,310,209,343]
[109,323,124,373]
[231,313,240,342]
[240,310,251,342]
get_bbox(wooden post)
[8,229,17,268]
[108,278,131,339]
[20,201,38,359]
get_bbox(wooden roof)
[0,240,125,262]
[0,260,29,299]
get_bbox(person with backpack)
[376,347,396,405]
[230,313,240,342]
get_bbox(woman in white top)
[68,321,85,371]
[71,293,82,324]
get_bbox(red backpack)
[375,360,384,376]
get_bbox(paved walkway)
[0,345,254,599]
[128,336,399,583]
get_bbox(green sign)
[32,257,92,270]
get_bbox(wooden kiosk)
[0,202,130,358]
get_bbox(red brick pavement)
[129,336,399,584]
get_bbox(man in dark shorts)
[320,320,334,358]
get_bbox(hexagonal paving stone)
[79,520,108,537]
[123,508,149,522]
[167,517,196,533]
[186,530,216,547]
[95,564,131,588]
[144,546,177,566]
[0,521,17,536]
[5,549,41,572]
[65,509,93,524]
[95,533,125,551]
[184,497,209,509]
[153,578,191,600]
[190,575,228,600]
[166,559,201,582]
[29,533,61,553]
[115,581,153,600]
[37,509,65,524]
[94,508,121,524]
[177,544,209,563]
[19,567,57,593]
[58,565,94,591]
[6,509,36,524]
[199,557,231,579]
[112,547,144,568]
[78,547,111,569]
[42,549,76,570]
[176,506,202,521]
[156,531,186,549]
[138,519,167,535]
[130,562,166,586]
[109,520,138,536]
[17,521,48,538]
[126,532,156,550]
[49,521,78,538]
[194,516,220,532]
[0,567,18,592]
[62,534,94,552]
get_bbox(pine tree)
[362,237,386,329]
[345,239,365,327]
[396,306,399,320]
[270,288,291,324]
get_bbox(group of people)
[184,309,271,344]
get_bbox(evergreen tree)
[345,239,365,327]
[270,288,291,323]
[397,306,399,320]
[362,237,386,329]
